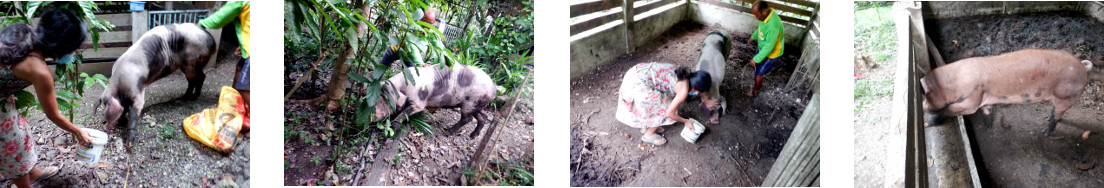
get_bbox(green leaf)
[55,98,71,112]
[347,72,370,83]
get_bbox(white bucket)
[681,119,706,143]
[73,128,109,164]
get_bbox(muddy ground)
[0,61,250,187]
[283,64,534,186]
[926,11,1104,186]
[569,21,811,186]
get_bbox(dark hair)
[34,10,86,59]
[689,71,712,93]
[674,67,712,93]
[674,66,693,80]
[753,1,769,13]
[0,24,35,65]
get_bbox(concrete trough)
[903,1,1104,187]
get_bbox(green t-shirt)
[752,8,784,64]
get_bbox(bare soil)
[283,64,534,186]
[0,62,250,187]
[569,22,810,186]
[926,11,1104,186]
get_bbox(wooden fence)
[570,0,818,36]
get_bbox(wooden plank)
[570,0,623,18]
[699,0,809,26]
[737,0,813,17]
[699,0,752,13]
[634,0,680,15]
[79,42,134,49]
[762,94,819,186]
[784,0,818,9]
[779,14,809,26]
[570,11,623,36]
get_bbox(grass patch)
[855,6,897,62]
[854,77,894,113]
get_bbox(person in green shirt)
[199,1,250,104]
[745,0,784,97]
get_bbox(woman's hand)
[684,119,697,132]
[747,37,754,45]
[748,59,756,68]
[72,128,92,147]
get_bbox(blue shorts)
[235,57,250,90]
[754,57,780,76]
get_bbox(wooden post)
[623,0,635,54]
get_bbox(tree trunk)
[305,2,371,110]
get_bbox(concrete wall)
[570,23,629,79]
[922,1,1080,19]
[570,3,689,79]
[688,2,805,46]
[631,2,688,51]
[1081,2,1104,22]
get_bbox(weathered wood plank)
[762,93,819,187]
[634,0,681,15]
[570,11,623,36]
[570,0,623,18]
[737,0,814,17]
[698,0,810,26]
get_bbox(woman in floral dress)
[616,62,713,145]
[0,10,93,188]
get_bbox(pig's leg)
[446,113,473,136]
[448,102,477,136]
[709,111,720,124]
[126,95,146,149]
[182,69,206,100]
[1044,98,1078,136]
[468,111,487,138]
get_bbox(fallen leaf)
[1083,130,1092,141]
[1077,162,1094,170]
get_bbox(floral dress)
[616,62,681,128]
[0,64,34,179]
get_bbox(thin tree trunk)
[302,1,371,110]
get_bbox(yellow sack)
[183,86,245,153]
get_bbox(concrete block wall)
[688,2,805,47]
[922,1,1080,19]
[570,3,689,79]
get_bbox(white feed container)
[73,128,109,164]
[681,119,706,143]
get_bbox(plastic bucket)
[73,128,109,164]
[680,119,706,143]
[129,1,146,12]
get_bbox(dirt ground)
[283,65,534,186]
[852,56,896,187]
[0,61,250,187]
[926,11,1104,186]
[569,22,810,186]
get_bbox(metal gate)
[148,10,210,30]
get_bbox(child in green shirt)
[746,0,784,97]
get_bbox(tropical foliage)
[0,1,112,119]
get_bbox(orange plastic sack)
[183,86,245,153]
